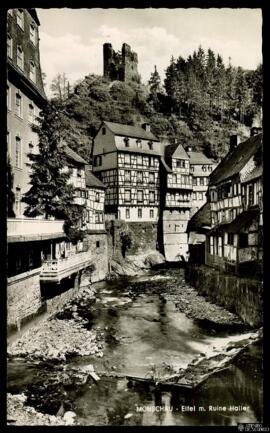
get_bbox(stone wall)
[83,232,108,282]
[7,268,44,331]
[186,264,263,327]
[106,220,158,259]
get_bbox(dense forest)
[49,46,262,162]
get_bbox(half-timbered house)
[160,142,193,262]
[205,130,262,275]
[186,149,217,217]
[85,165,106,231]
[92,121,160,222]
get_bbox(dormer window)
[136,139,142,148]
[148,141,153,150]
[17,46,24,70]
[124,137,129,147]
[7,35,13,59]
[30,23,37,45]
[16,9,24,30]
[29,61,36,82]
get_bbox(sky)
[36,8,262,95]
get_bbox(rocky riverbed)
[7,268,261,426]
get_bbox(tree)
[148,65,162,111]
[22,101,85,240]
[50,73,71,102]
[7,156,15,217]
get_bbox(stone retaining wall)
[186,264,263,327]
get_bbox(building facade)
[186,149,217,217]
[160,143,193,262]
[205,130,262,276]
[92,121,160,222]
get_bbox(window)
[137,190,143,203]
[126,208,130,219]
[208,165,213,172]
[192,192,196,200]
[176,160,185,168]
[193,177,197,186]
[137,155,142,166]
[16,9,24,29]
[17,46,24,70]
[150,209,154,218]
[124,137,129,147]
[218,237,223,257]
[198,192,203,200]
[124,170,131,183]
[210,236,214,254]
[228,233,234,246]
[7,85,11,110]
[15,187,21,215]
[137,171,143,184]
[148,141,153,150]
[15,136,22,168]
[200,177,204,186]
[138,208,142,218]
[30,23,36,45]
[248,185,254,206]
[95,192,100,202]
[94,156,102,167]
[29,61,36,82]
[96,241,100,248]
[202,165,207,172]
[172,174,177,184]
[239,233,248,248]
[28,103,34,123]
[149,157,155,167]
[7,131,11,154]
[124,154,130,165]
[7,35,13,58]
[149,172,155,184]
[125,189,131,202]
[190,165,194,172]
[136,139,142,148]
[149,191,155,203]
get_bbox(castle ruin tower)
[103,42,140,83]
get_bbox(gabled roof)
[242,165,262,184]
[64,145,88,165]
[85,165,106,189]
[209,134,262,186]
[165,143,189,160]
[103,121,158,141]
[187,151,216,165]
[187,202,211,232]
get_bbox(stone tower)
[103,42,140,83]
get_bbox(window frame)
[15,92,22,118]
[16,45,24,70]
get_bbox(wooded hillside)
[50,46,262,163]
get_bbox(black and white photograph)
[6,4,264,428]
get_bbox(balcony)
[7,218,65,242]
[40,251,94,283]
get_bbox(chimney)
[229,135,240,152]
[186,146,192,152]
[251,126,262,136]
[142,123,151,132]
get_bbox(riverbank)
[7,268,262,426]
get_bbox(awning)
[226,209,259,233]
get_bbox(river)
[7,269,263,426]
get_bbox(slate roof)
[209,134,262,186]
[85,165,106,189]
[242,165,263,184]
[165,143,190,160]
[187,202,211,232]
[187,151,216,165]
[103,121,159,141]
[227,209,259,233]
[64,145,88,165]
